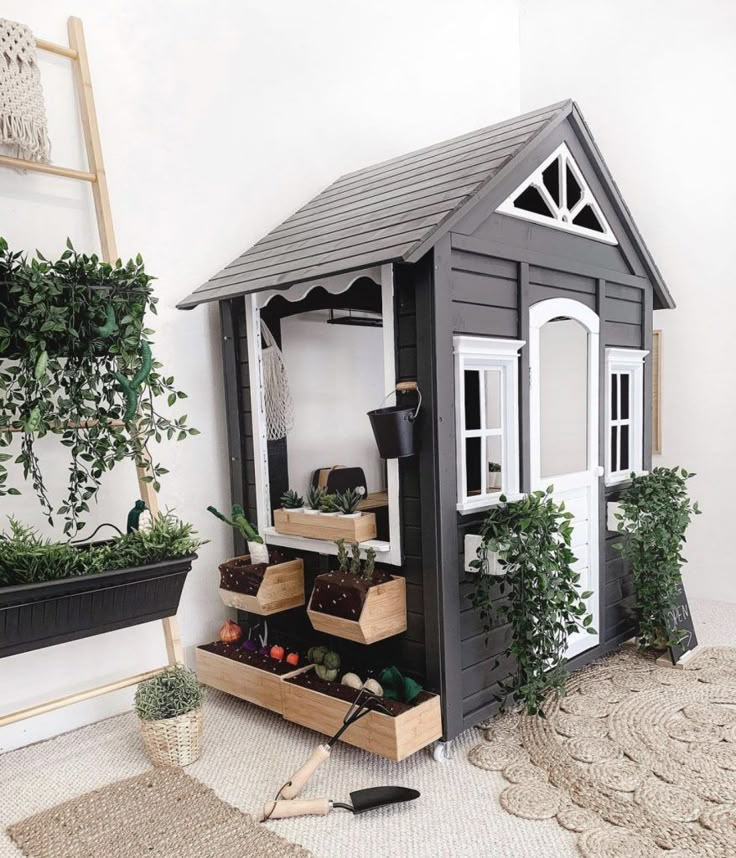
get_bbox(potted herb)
[0,513,202,658]
[488,462,502,490]
[335,487,364,518]
[207,504,304,615]
[134,665,205,767]
[307,540,407,644]
[280,489,304,512]
[305,484,324,515]
[0,238,196,536]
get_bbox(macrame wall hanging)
[261,321,294,441]
[0,18,50,162]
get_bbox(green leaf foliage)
[0,512,204,587]
[134,665,205,721]
[0,237,196,535]
[467,487,595,716]
[613,467,701,649]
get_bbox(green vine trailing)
[612,467,700,649]
[0,238,199,535]
[469,488,596,716]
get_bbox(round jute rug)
[468,646,736,858]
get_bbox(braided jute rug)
[469,646,736,858]
[7,767,312,858]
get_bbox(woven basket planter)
[139,706,203,767]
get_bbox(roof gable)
[178,100,673,310]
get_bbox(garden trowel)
[263,786,420,820]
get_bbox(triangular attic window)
[497,143,617,244]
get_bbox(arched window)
[498,143,617,244]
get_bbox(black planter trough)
[0,555,195,658]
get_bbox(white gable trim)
[497,142,618,245]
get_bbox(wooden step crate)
[195,645,306,715]
[281,671,442,761]
[307,575,407,644]
[273,509,377,542]
[219,555,304,616]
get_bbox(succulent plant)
[363,547,377,581]
[319,493,339,513]
[335,538,349,574]
[349,541,361,576]
[306,484,325,511]
[335,487,363,515]
[280,488,304,509]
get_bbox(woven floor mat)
[469,645,736,858]
[7,767,312,858]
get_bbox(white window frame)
[604,347,648,485]
[497,142,618,245]
[244,263,402,565]
[454,336,524,514]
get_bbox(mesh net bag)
[261,321,294,441]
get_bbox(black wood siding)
[446,239,650,730]
[218,286,430,684]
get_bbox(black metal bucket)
[368,384,421,459]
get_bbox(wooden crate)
[195,646,305,715]
[219,556,304,615]
[281,672,442,761]
[273,509,377,542]
[307,575,407,645]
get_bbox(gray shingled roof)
[179,100,674,310]
[178,101,571,308]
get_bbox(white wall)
[1,0,521,750]
[281,312,385,497]
[519,0,736,603]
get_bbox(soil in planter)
[199,640,301,676]
[310,569,394,620]
[219,549,289,596]
[286,668,432,717]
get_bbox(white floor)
[0,598,732,858]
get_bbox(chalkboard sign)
[666,579,698,664]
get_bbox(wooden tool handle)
[280,744,331,799]
[263,798,332,819]
[396,381,418,392]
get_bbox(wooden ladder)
[0,17,183,729]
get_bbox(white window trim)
[453,336,524,515]
[497,142,618,245]
[244,264,403,565]
[605,347,648,486]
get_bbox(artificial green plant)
[612,467,700,649]
[469,487,595,716]
[0,238,197,535]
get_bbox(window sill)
[605,469,648,488]
[456,492,524,516]
[263,527,397,564]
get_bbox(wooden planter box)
[281,671,442,761]
[273,509,377,542]
[0,556,194,659]
[219,555,304,615]
[195,644,306,715]
[307,575,407,644]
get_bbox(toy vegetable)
[207,503,269,564]
[379,666,422,704]
[219,619,242,643]
[270,645,285,661]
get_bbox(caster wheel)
[432,740,452,762]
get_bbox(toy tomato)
[270,645,285,661]
[286,652,300,666]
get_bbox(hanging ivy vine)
[0,237,198,535]
[469,487,596,715]
[612,467,700,649]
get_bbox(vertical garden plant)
[0,238,197,534]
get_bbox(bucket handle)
[378,381,421,421]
